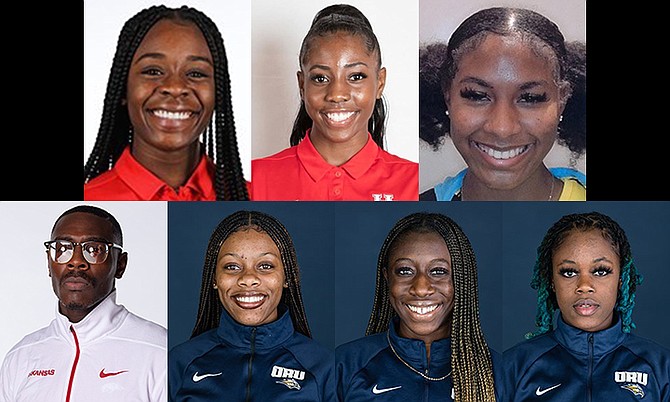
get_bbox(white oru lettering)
[271,365,306,381]
[614,371,648,386]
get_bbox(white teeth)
[476,143,528,160]
[326,112,355,122]
[406,304,439,315]
[153,110,192,120]
[235,295,265,303]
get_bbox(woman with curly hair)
[503,211,670,401]
[419,6,586,201]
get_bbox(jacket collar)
[216,305,295,350]
[554,313,627,358]
[387,317,451,372]
[54,290,127,344]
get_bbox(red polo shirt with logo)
[251,133,418,201]
[84,146,216,201]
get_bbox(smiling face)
[214,228,285,327]
[552,229,621,332]
[445,34,564,191]
[386,230,454,343]
[48,212,127,323]
[298,32,386,150]
[126,18,215,155]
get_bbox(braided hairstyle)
[420,7,586,155]
[366,212,496,402]
[191,210,311,338]
[527,211,643,338]
[84,5,248,200]
[290,4,387,149]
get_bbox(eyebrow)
[52,236,112,243]
[459,76,549,90]
[308,61,369,71]
[392,257,451,265]
[134,52,213,66]
[557,257,614,265]
[220,252,279,259]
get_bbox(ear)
[376,67,387,99]
[114,252,128,279]
[297,71,305,100]
[550,282,555,292]
[46,252,52,277]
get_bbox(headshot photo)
[84,0,251,200]
[502,202,670,401]
[419,0,586,201]
[0,201,168,401]
[250,0,419,201]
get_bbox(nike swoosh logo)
[99,368,128,378]
[192,371,223,382]
[372,384,402,394]
[536,383,561,396]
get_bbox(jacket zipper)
[587,334,594,402]
[245,328,257,402]
[66,326,81,402]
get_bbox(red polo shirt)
[84,146,216,201]
[251,133,418,201]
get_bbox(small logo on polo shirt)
[27,369,55,378]
[372,193,394,201]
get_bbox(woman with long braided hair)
[251,4,418,201]
[503,211,670,401]
[84,5,248,201]
[169,210,335,401]
[336,212,500,401]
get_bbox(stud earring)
[559,115,563,122]
[213,283,218,289]
[445,110,450,116]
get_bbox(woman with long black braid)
[336,212,500,401]
[503,212,670,401]
[84,5,248,201]
[251,4,418,201]
[169,210,335,401]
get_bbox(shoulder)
[419,188,437,201]
[3,323,58,358]
[115,311,167,349]
[169,329,220,364]
[622,334,670,365]
[283,332,334,371]
[335,333,387,367]
[376,149,418,168]
[503,332,559,369]
[84,170,137,201]
[252,147,299,166]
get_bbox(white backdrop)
[251,0,419,163]
[84,0,251,181]
[0,201,167,363]
[419,0,586,193]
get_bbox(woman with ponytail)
[251,4,418,201]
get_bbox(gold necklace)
[386,330,452,381]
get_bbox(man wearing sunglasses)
[0,205,166,402]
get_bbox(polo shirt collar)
[115,146,214,200]
[296,131,380,182]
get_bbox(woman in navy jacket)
[503,211,670,401]
[336,212,500,401]
[169,210,335,401]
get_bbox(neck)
[131,141,202,189]
[462,166,562,201]
[308,130,368,166]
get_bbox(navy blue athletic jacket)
[503,315,670,401]
[169,307,336,401]
[336,318,503,401]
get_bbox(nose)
[159,73,190,98]
[238,268,260,287]
[575,274,595,294]
[409,273,434,297]
[483,101,521,138]
[67,244,90,271]
[326,78,350,103]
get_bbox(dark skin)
[385,231,454,363]
[126,19,215,190]
[47,212,127,323]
